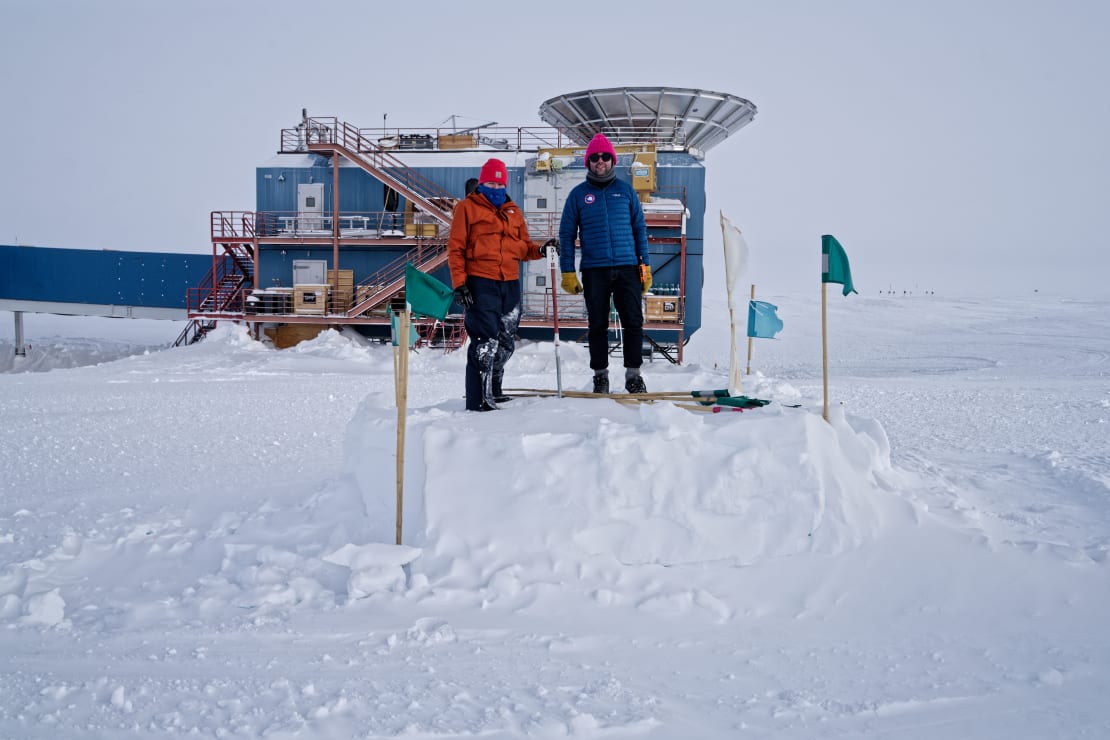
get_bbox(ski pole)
[547,243,563,398]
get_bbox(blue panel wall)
[0,245,213,308]
[256,162,520,219]
[252,151,709,338]
[256,244,452,291]
[651,153,707,335]
[256,155,332,214]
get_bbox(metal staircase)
[345,242,449,317]
[283,117,458,226]
[188,212,256,318]
[277,116,460,316]
[172,319,217,347]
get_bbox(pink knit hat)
[584,133,617,164]
[478,158,508,185]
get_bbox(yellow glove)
[561,272,583,295]
[640,264,653,295]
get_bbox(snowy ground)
[1,293,1108,739]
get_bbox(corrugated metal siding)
[0,245,212,308]
[257,162,524,221]
[654,153,707,335]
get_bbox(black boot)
[491,370,512,404]
[592,372,610,394]
[625,370,647,394]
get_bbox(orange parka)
[447,192,542,289]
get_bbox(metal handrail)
[172,319,217,348]
[284,118,457,226]
[211,211,256,241]
[284,120,689,154]
[347,241,449,317]
[253,210,447,239]
[188,254,244,313]
[355,125,687,151]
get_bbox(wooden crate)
[327,269,354,311]
[438,133,477,150]
[327,268,354,287]
[644,295,680,322]
[405,223,438,237]
[293,285,328,315]
[331,288,354,312]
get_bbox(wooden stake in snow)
[393,307,410,545]
[820,234,858,422]
[746,284,756,375]
[719,212,750,396]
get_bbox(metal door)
[297,183,325,231]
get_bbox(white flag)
[720,212,750,298]
[720,212,750,396]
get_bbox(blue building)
[1,88,756,358]
[191,87,758,359]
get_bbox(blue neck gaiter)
[478,184,507,208]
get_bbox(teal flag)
[404,263,453,319]
[821,235,857,296]
[747,300,784,339]
[389,308,419,348]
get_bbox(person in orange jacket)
[448,157,558,411]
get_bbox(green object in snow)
[405,263,453,319]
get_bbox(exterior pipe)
[14,310,26,356]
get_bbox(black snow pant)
[463,276,522,410]
[581,265,643,372]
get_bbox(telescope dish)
[538,86,757,153]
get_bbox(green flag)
[388,308,419,348]
[821,235,857,296]
[404,262,453,319]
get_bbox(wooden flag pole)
[746,283,756,375]
[728,293,738,393]
[394,307,410,545]
[821,282,830,422]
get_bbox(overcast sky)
[2,0,1107,297]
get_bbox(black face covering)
[586,167,617,186]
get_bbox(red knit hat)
[478,158,508,185]
[585,133,617,164]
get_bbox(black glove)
[453,285,475,309]
[541,238,560,257]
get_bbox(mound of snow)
[346,396,916,591]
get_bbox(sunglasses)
[588,152,613,164]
